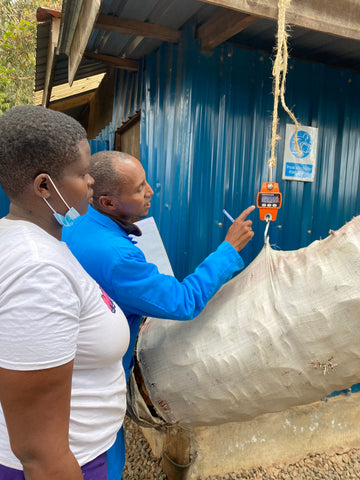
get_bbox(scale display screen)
[258,193,281,206]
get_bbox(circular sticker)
[290,130,312,159]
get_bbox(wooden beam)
[68,0,102,86]
[94,14,181,43]
[49,92,95,112]
[84,51,139,71]
[196,0,360,41]
[36,7,61,22]
[42,16,60,107]
[197,10,260,51]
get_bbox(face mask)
[42,175,80,227]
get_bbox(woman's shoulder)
[0,218,86,282]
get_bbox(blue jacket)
[62,206,244,377]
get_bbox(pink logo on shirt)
[99,286,116,313]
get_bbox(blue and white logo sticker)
[282,124,318,182]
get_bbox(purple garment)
[0,452,108,480]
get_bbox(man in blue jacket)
[62,150,255,480]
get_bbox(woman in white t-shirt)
[0,105,130,480]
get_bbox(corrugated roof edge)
[56,0,84,56]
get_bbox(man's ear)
[98,195,116,212]
[33,173,51,199]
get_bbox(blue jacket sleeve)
[110,240,244,320]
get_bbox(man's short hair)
[0,105,87,199]
[90,151,134,209]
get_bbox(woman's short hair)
[0,105,87,199]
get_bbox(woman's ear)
[33,173,50,199]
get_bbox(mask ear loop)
[42,196,57,214]
[46,175,71,210]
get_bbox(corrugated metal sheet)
[231,18,360,73]
[89,139,110,153]
[35,20,107,94]
[35,0,360,100]
[87,0,215,60]
[140,27,360,280]
[112,66,143,127]
[80,0,360,74]
[89,66,143,147]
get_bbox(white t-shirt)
[0,218,130,469]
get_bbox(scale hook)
[264,214,272,244]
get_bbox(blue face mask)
[42,176,80,227]
[53,207,80,227]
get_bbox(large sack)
[133,216,360,427]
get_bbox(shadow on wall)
[0,186,10,218]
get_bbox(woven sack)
[135,216,360,427]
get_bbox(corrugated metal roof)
[35,25,107,92]
[230,19,360,73]
[35,0,360,105]
[86,0,216,59]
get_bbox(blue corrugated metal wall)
[89,66,143,150]
[141,27,360,280]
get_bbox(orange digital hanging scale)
[256,182,282,221]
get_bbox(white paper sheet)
[132,217,174,276]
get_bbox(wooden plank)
[34,72,106,106]
[42,17,60,107]
[94,14,181,43]
[84,51,139,71]
[68,0,102,86]
[197,9,260,51]
[196,0,360,41]
[49,92,95,112]
[51,73,106,101]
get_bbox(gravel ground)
[123,416,167,480]
[122,416,360,480]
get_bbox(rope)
[268,0,300,182]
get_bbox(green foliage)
[0,0,61,114]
